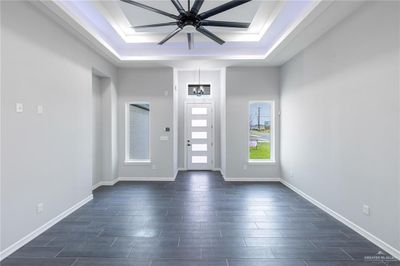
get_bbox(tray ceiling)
[38,0,327,63]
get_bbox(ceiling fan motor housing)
[178,13,201,29]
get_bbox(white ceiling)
[35,0,366,67]
[117,0,274,35]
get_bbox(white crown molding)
[0,195,93,261]
[281,178,400,261]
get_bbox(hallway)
[3,171,394,265]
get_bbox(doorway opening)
[174,69,226,174]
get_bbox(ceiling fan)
[120,0,252,49]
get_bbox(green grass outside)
[249,142,271,160]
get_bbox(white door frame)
[184,101,215,170]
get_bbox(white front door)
[185,103,213,170]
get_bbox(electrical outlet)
[362,204,370,216]
[152,164,156,170]
[16,103,23,113]
[37,203,44,214]
[243,164,247,170]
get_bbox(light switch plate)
[16,103,23,113]
[37,105,44,114]
[37,203,44,214]
[362,204,370,216]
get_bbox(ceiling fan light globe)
[182,25,196,33]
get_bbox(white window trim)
[124,102,151,164]
[247,100,276,164]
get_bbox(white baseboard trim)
[280,179,400,260]
[0,194,93,261]
[118,176,176,182]
[92,182,102,190]
[224,177,281,182]
[176,168,222,172]
[219,169,226,179]
[93,176,176,190]
[92,179,118,190]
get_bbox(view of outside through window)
[249,102,272,160]
[129,103,150,161]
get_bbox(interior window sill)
[124,160,151,166]
[248,160,276,165]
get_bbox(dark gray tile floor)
[4,171,398,266]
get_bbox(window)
[188,84,211,96]
[248,101,274,162]
[125,103,150,162]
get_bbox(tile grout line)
[242,237,247,247]
[340,247,355,260]
[110,237,118,247]
[44,236,57,247]
[96,229,105,238]
[54,246,66,258]
[308,240,318,248]
[69,258,79,266]
[127,245,135,258]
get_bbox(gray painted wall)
[117,68,174,178]
[101,77,119,183]
[1,1,117,252]
[225,67,281,178]
[92,75,104,185]
[280,1,400,250]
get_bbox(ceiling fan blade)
[196,26,225,45]
[133,22,178,29]
[187,33,194,49]
[199,0,252,20]
[190,0,204,15]
[120,0,179,20]
[158,27,183,45]
[200,20,250,28]
[171,0,186,15]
